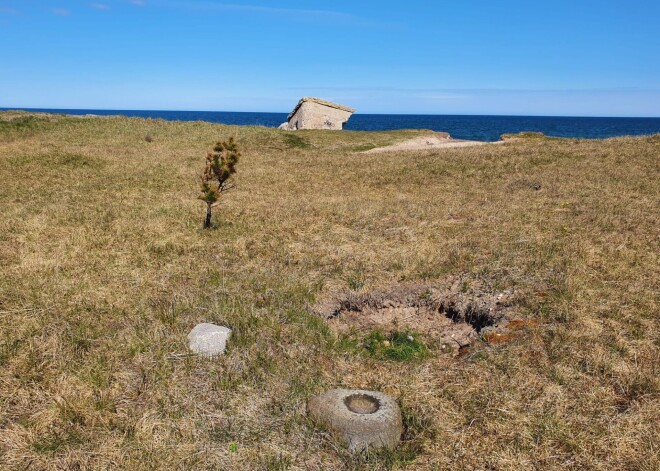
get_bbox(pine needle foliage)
[199,137,240,228]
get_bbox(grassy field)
[0,111,658,470]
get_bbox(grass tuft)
[282,133,311,149]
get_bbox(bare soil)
[316,277,529,355]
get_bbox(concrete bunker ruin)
[279,97,355,131]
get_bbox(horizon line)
[2,106,660,120]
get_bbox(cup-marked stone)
[307,389,402,452]
[188,323,231,357]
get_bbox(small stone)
[382,340,391,347]
[188,323,231,357]
[450,323,478,347]
[480,326,498,335]
[440,343,454,354]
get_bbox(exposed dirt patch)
[315,278,533,355]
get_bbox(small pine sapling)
[198,137,240,228]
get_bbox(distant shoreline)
[3,107,659,119]
[2,108,660,142]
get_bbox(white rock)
[188,323,231,357]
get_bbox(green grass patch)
[0,116,43,132]
[31,430,85,455]
[0,115,52,141]
[363,330,429,362]
[351,143,378,152]
[282,133,311,149]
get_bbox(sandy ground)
[362,133,506,153]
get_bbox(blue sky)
[1,0,659,116]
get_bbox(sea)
[4,108,660,142]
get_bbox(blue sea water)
[4,108,660,142]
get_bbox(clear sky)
[1,0,659,116]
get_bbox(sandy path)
[362,134,505,153]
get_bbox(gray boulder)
[307,389,402,452]
[188,323,231,357]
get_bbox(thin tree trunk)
[204,203,212,228]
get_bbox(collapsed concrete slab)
[279,97,355,131]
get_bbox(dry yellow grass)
[0,111,658,470]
